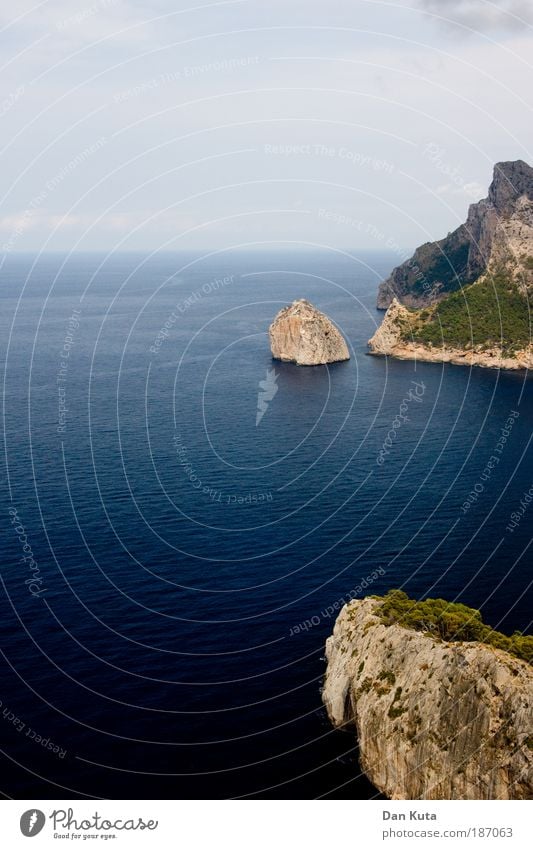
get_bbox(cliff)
[323,595,533,800]
[269,299,349,365]
[370,161,533,369]
[377,160,533,309]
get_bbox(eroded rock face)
[269,299,350,365]
[377,160,533,309]
[368,298,410,355]
[323,598,533,800]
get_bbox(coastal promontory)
[323,592,533,800]
[370,160,533,369]
[367,296,533,370]
[269,299,350,365]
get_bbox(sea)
[1,249,532,799]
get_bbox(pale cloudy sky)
[1,0,532,253]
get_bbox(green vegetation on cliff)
[403,273,531,353]
[374,589,533,664]
[411,239,471,298]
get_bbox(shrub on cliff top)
[374,590,533,664]
[405,272,531,353]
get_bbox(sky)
[1,0,532,253]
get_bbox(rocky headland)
[371,160,533,369]
[269,299,350,365]
[368,297,533,370]
[323,593,533,800]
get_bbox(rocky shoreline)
[368,298,533,370]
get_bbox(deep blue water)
[1,250,532,799]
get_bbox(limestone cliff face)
[269,299,350,365]
[323,598,533,800]
[377,160,533,309]
[367,298,533,370]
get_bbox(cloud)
[416,0,533,33]
[435,181,486,199]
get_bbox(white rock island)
[269,299,350,366]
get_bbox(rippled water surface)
[1,250,532,798]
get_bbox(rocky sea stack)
[269,299,350,365]
[323,594,533,800]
